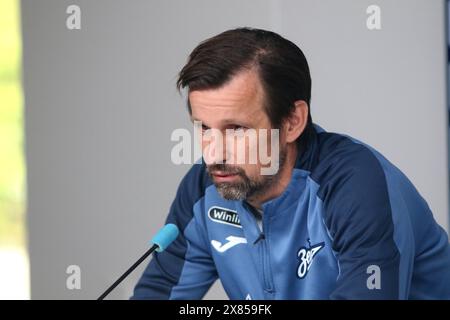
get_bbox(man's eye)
[232,125,247,131]
[201,125,210,131]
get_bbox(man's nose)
[203,130,230,165]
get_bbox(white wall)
[22,0,448,299]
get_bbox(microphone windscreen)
[150,224,180,252]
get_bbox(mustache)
[206,164,244,176]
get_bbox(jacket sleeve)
[131,164,218,299]
[319,145,410,299]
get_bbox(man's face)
[189,70,286,201]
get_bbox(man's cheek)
[259,129,280,175]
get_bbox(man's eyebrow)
[190,117,210,128]
[190,117,251,128]
[190,117,205,124]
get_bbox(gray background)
[21,0,448,299]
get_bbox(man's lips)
[211,171,239,177]
[211,171,240,182]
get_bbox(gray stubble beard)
[210,147,287,201]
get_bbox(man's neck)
[247,142,298,210]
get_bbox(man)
[132,28,450,299]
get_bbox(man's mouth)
[211,171,240,182]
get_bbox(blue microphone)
[98,224,179,300]
[151,224,179,252]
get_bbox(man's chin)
[214,181,241,191]
[214,183,248,201]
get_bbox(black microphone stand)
[97,244,158,300]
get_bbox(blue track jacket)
[132,124,450,299]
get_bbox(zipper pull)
[253,233,265,245]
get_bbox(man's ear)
[283,100,309,143]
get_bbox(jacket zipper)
[260,212,274,296]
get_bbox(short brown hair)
[177,27,312,130]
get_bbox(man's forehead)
[188,70,265,119]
